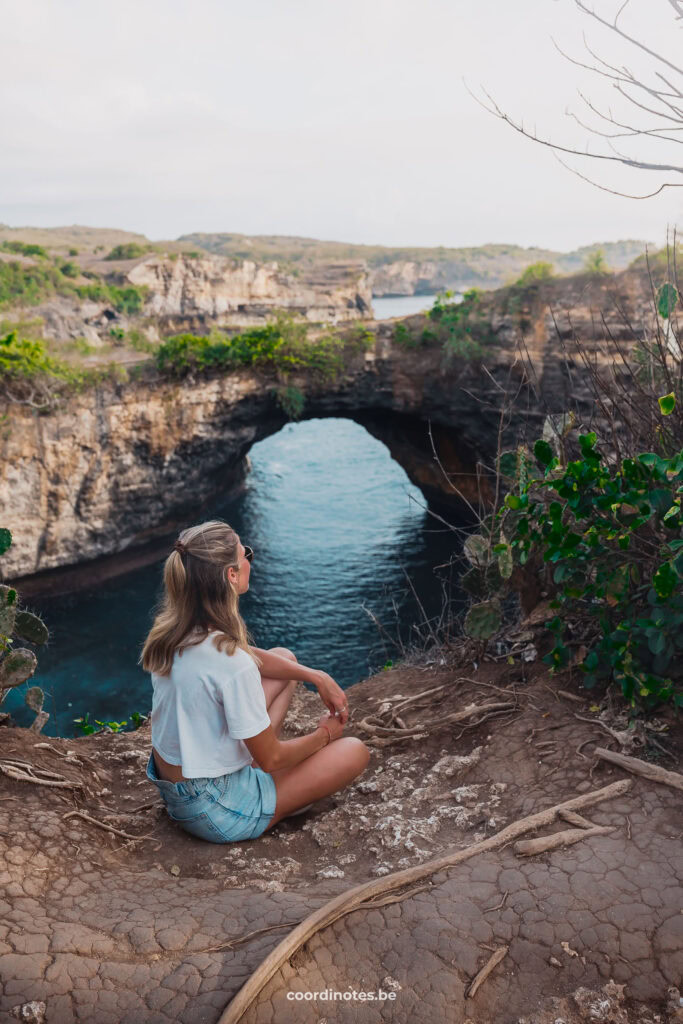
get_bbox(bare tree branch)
[470,0,683,196]
[552,150,681,198]
[467,83,683,176]
[574,0,683,79]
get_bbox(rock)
[10,1002,46,1023]
[572,983,628,1023]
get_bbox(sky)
[1,0,681,252]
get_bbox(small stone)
[169,864,181,876]
[317,866,344,879]
[549,956,563,968]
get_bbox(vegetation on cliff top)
[0,254,148,314]
[458,269,683,711]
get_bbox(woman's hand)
[308,669,349,725]
[317,712,344,742]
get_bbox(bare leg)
[249,647,372,822]
[264,737,370,829]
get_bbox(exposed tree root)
[0,759,83,789]
[514,824,614,857]
[217,778,631,1024]
[595,746,683,791]
[558,808,595,829]
[62,810,158,841]
[358,701,516,740]
[465,945,509,999]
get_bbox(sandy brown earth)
[0,656,681,1023]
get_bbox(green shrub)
[0,258,147,314]
[274,384,305,420]
[75,282,147,315]
[0,330,71,383]
[428,288,486,358]
[513,261,555,287]
[104,242,150,261]
[583,249,611,275]
[491,423,683,708]
[73,710,148,734]
[155,315,350,384]
[393,322,418,347]
[0,240,48,259]
[0,260,64,307]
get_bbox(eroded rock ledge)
[0,658,680,1023]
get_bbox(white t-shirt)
[150,631,271,777]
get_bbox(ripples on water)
[8,419,465,737]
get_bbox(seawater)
[371,294,437,319]
[7,418,465,738]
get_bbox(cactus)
[464,599,502,640]
[497,540,513,580]
[462,564,502,600]
[15,610,49,646]
[0,648,37,699]
[0,585,17,640]
[463,533,490,568]
[25,685,44,712]
[25,685,49,733]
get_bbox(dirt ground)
[0,651,681,1023]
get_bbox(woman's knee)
[339,736,371,772]
[269,646,297,663]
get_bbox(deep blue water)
[6,418,465,738]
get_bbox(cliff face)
[368,260,471,296]
[23,255,373,349]
[127,255,372,326]
[0,269,652,589]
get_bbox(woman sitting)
[140,519,370,842]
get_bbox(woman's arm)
[243,715,343,773]
[250,646,317,684]
[250,646,349,725]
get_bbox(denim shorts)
[145,751,277,842]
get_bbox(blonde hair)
[139,519,262,677]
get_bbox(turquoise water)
[7,418,465,738]
[371,293,463,319]
[371,294,437,319]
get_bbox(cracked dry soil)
[0,660,681,1024]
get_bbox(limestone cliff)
[18,254,373,349]
[127,255,372,326]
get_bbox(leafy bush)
[467,416,683,708]
[0,330,71,384]
[104,242,151,261]
[0,258,147,314]
[155,316,351,384]
[393,322,419,347]
[513,262,555,287]
[583,249,611,275]
[75,282,147,315]
[73,709,148,734]
[274,384,305,420]
[428,288,486,358]
[0,260,65,307]
[0,329,130,408]
[0,240,49,259]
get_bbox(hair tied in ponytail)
[174,540,187,555]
